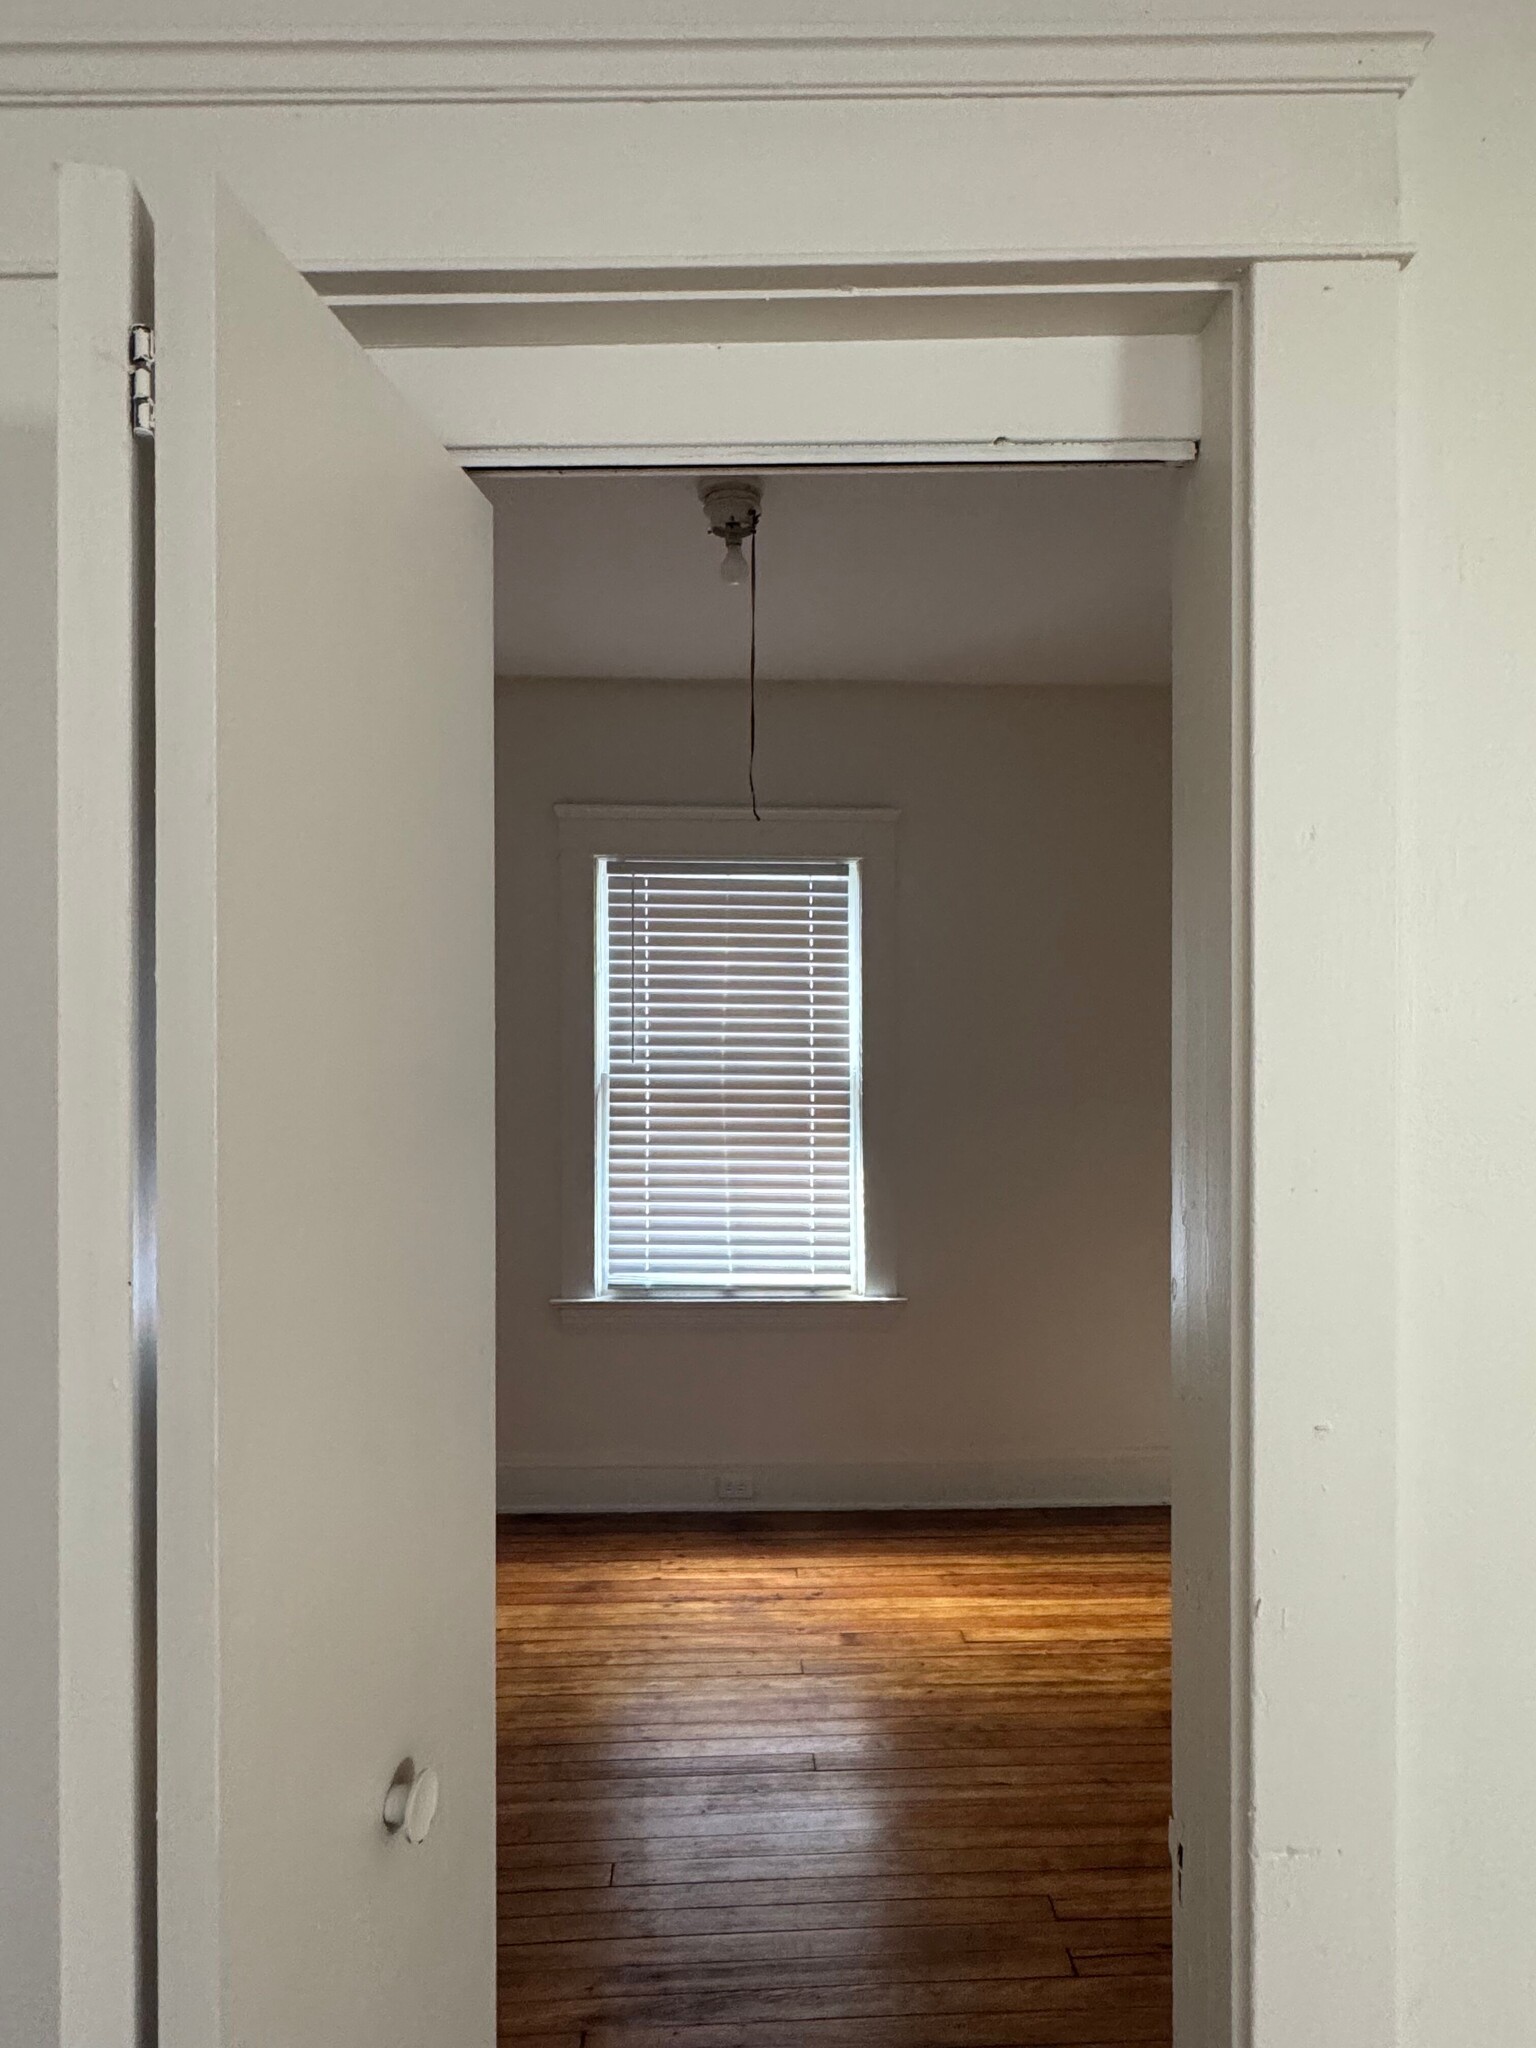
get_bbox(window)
[596,858,862,1295]
[556,806,898,1316]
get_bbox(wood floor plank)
[498,1930,1078,1997]
[502,1896,1090,1948]
[1060,1917,1172,1958]
[511,1970,1171,2036]
[497,1508,1171,2047]
[1048,1873,1173,1919]
[499,1900,1061,1965]
[499,1766,1169,1812]
[607,1832,1168,1887]
[497,1868,1165,1928]
[1073,1952,1176,1980]
[582,2017,1168,2048]
[498,1800,1171,1849]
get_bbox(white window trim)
[556,804,900,1318]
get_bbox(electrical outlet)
[715,1472,756,1502]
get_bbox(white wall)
[1395,10,1536,2039]
[495,676,1172,1509]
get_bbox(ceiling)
[485,468,1175,688]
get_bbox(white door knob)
[383,1763,439,1845]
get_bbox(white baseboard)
[495,1454,1170,1515]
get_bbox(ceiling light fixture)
[700,479,762,587]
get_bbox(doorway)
[59,168,1402,2047]
[484,463,1176,2042]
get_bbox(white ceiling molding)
[0,29,1431,110]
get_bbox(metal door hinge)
[128,324,155,440]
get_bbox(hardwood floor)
[496,1508,1172,2048]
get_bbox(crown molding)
[0,27,1431,109]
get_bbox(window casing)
[556,806,898,1313]
[595,857,864,1296]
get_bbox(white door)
[60,166,497,2048]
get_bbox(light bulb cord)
[747,527,760,822]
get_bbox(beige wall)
[495,676,1171,1507]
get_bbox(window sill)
[552,1294,906,1332]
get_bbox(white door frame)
[355,318,1205,470]
[41,30,1415,2048]
[346,262,1398,2048]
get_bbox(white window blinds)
[597,857,863,1294]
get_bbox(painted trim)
[555,804,901,1305]
[0,29,1430,109]
[371,325,1203,466]
[496,1455,1172,1515]
[55,161,153,2048]
[1237,258,1399,2043]
[454,441,1198,471]
[552,1295,907,1331]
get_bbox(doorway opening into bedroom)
[486,463,1175,2044]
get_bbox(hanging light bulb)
[720,536,750,587]
[699,479,761,594]
[696,478,767,820]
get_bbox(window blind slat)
[598,855,862,1294]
